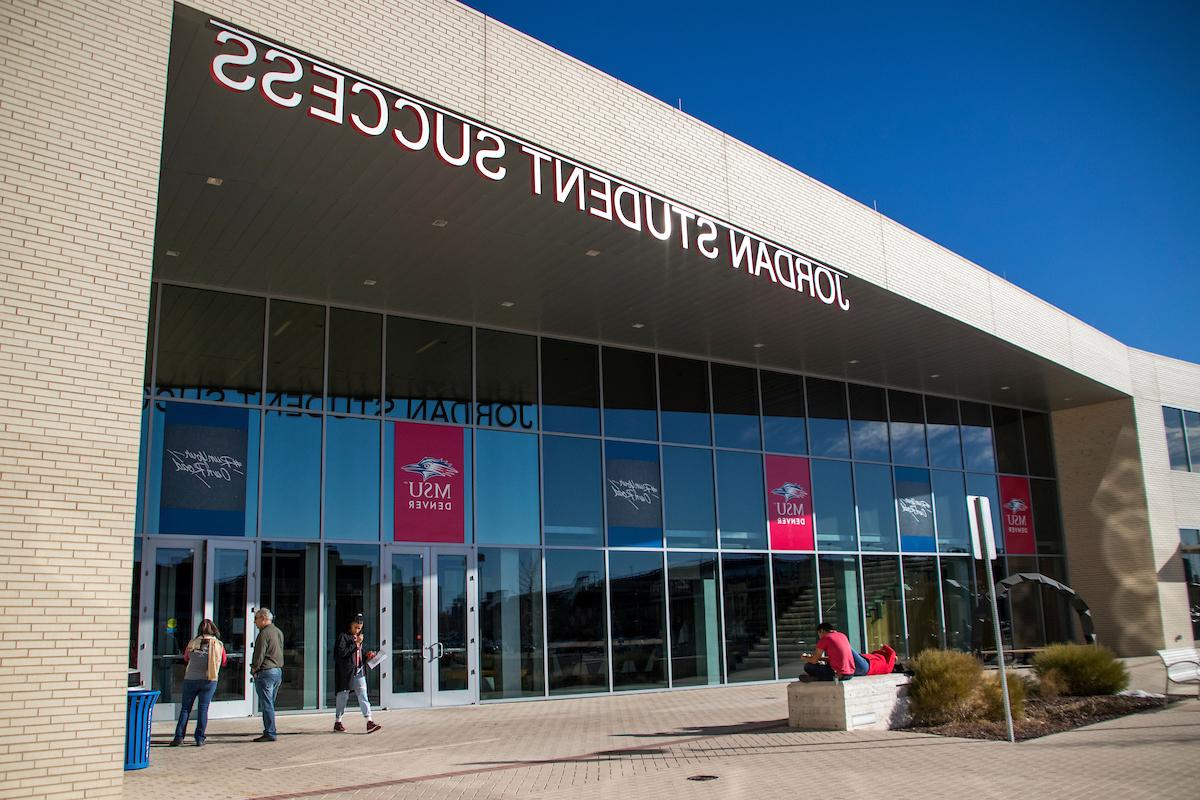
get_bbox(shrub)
[1032,644,1129,696]
[909,649,983,725]
[1034,668,1067,699]
[979,672,1027,721]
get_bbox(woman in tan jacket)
[171,619,227,747]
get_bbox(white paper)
[367,650,386,669]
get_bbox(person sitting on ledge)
[802,622,870,681]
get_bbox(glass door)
[205,540,257,718]
[431,546,476,706]
[381,548,428,707]
[139,539,202,722]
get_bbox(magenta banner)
[998,475,1036,555]
[765,455,814,550]
[393,421,465,543]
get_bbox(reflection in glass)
[261,412,320,539]
[717,450,766,549]
[436,554,469,692]
[941,557,975,651]
[475,430,539,545]
[543,436,603,547]
[546,550,608,695]
[1163,407,1189,470]
[1185,530,1200,639]
[1184,411,1200,474]
[818,555,863,650]
[992,405,1026,474]
[712,363,761,449]
[806,378,849,458]
[602,347,657,440]
[479,548,544,699]
[925,395,962,469]
[325,416,380,539]
[1005,556,1043,648]
[211,548,249,701]
[772,554,817,679]
[476,329,537,430]
[265,300,324,411]
[812,459,856,550]
[662,447,716,548]
[965,473,1003,552]
[862,556,905,654]
[896,467,935,552]
[849,384,890,462]
[659,356,711,445]
[722,554,774,682]
[888,390,927,466]
[1022,411,1055,477]
[605,440,662,547]
[151,546,195,703]
[855,463,898,552]
[761,370,807,455]
[960,401,996,473]
[262,542,319,709]
[1038,557,1081,645]
[541,338,600,435]
[932,470,970,554]
[667,553,722,687]
[327,309,382,415]
[609,552,667,690]
[156,286,263,404]
[389,551,424,697]
[902,556,941,657]
[325,545,380,706]
[1031,479,1064,554]
[386,317,471,424]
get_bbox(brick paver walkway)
[126,663,1200,800]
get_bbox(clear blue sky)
[464,1,1200,364]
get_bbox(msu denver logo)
[1004,498,1028,514]
[771,483,808,501]
[402,457,459,481]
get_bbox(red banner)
[393,421,465,543]
[998,475,1036,555]
[765,455,814,550]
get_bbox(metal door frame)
[204,539,258,718]
[139,537,203,722]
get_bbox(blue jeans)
[804,651,871,681]
[335,674,371,720]
[852,650,870,676]
[174,679,217,743]
[254,668,282,739]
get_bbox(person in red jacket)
[803,622,869,681]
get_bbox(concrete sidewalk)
[126,660,1200,800]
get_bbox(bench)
[1157,647,1200,698]
[787,674,911,731]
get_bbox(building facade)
[2,1,1198,796]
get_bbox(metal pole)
[975,501,1015,744]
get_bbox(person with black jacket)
[333,613,381,733]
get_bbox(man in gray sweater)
[251,607,284,742]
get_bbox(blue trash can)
[124,689,160,770]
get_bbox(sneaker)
[366,721,382,734]
[333,721,346,733]
[253,734,276,742]
[194,738,205,747]
[169,739,182,747]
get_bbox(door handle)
[437,642,445,659]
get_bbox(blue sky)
[464,1,1200,364]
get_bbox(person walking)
[171,619,226,747]
[251,607,284,742]
[333,613,381,734]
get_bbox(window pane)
[156,286,263,404]
[896,467,935,552]
[761,370,807,455]
[325,416,380,539]
[610,552,667,690]
[1038,556,1081,645]
[889,390,927,466]
[541,338,600,435]
[659,356,710,445]
[603,347,657,440]
[386,422,471,544]
[712,363,761,449]
[849,384,889,462]
[855,463,898,552]
[721,554,773,682]
[1163,407,1189,470]
[543,436,603,547]
[475,430,539,544]
[812,459,856,550]
[265,300,324,411]
[806,377,849,458]
[717,451,766,549]
[262,411,320,539]
[262,542,320,710]
[1031,479,1063,554]
[992,406,1027,475]
[940,557,975,651]
[328,308,382,416]
[662,446,716,548]
[1005,556,1043,648]
[386,316,471,424]
[925,396,962,469]
[1185,410,1200,473]
[902,556,941,657]
[932,470,970,554]
[965,473,1003,553]
[324,544,380,706]
[772,554,817,679]
[479,548,545,700]
[667,553,722,687]
[960,401,996,473]
[147,402,259,536]
[1179,530,1200,640]
[818,555,864,651]
[862,556,905,655]
[546,550,608,694]
[476,329,537,430]
[605,440,662,547]
[1022,411,1055,477]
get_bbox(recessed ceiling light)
[500,301,515,308]
[631,323,645,329]
[165,250,180,257]
[362,279,377,286]
[1000,386,1010,391]
[585,249,601,257]
[929,373,940,378]
[205,176,223,186]
[432,219,449,227]
[848,359,859,365]
[753,343,765,349]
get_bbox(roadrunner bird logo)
[402,457,459,481]
[1003,498,1028,514]
[771,483,809,501]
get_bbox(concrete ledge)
[788,674,911,731]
